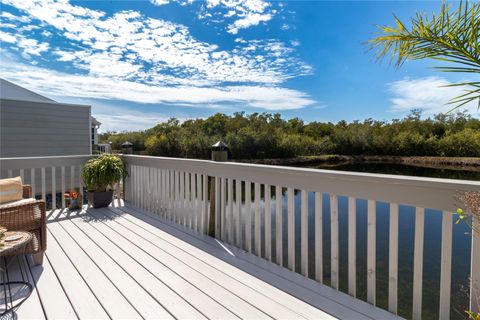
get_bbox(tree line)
[99,110,480,159]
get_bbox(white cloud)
[1,0,312,116]
[227,12,271,34]
[201,0,274,34]
[150,0,170,6]
[0,31,16,43]
[0,59,315,110]
[388,77,479,114]
[92,104,179,132]
[17,38,49,56]
[3,0,307,85]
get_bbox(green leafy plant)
[82,155,128,192]
[368,1,480,111]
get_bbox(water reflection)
[235,186,471,320]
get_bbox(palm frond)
[367,1,480,111]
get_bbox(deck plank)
[44,226,108,319]
[5,256,45,319]
[47,223,142,319]
[62,210,207,320]
[122,203,400,320]
[116,205,361,319]
[53,214,173,319]
[75,210,239,320]
[98,206,317,320]
[86,208,265,319]
[8,203,401,320]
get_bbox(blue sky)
[0,0,477,132]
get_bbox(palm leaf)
[367,1,480,111]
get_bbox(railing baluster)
[157,168,161,212]
[287,187,295,271]
[141,166,145,209]
[147,167,152,212]
[135,166,140,208]
[215,176,221,239]
[235,179,242,246]
[367,199,376,305]
[163,169,168,217]
[220,177,226,240]
[174,170,179,222]
[228,178,234,243]
[412,207,425,320]
[7,170,12,178]
[264,184,271,261]
[190,172,194,227]
[388,203,399,314]
[41,167,46,203]
[245,181,252,252]
[130,165,134,206]
[70,165,74,195]
[471,214,480,315]
[30,168,35,197]
[195,173,201,231]
[156,168,160,213]
[348,197,356,297]
[301,190,308,277]
[51,166,56,210]
[439,210,452,320]
[254,182,261,256]
[182,171,187,225]
[276,186,283,266]
[19,169,24,182]
[61,166,66,208]
[169,170,173,219]
[202,174,208,234]
[150,168,155,213]
[78,164,83,204]
[315,192,323,283]
[186,172,191,227]
[330,194,339,289]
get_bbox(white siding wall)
[0,99,91,157]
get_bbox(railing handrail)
[0,155,92,170]
[123,154,479,212]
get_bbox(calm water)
[246,162,477,320]
[300,161,480,181]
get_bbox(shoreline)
[236,155,480,171]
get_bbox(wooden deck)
[6,202,399,319]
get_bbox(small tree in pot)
[82,155,127,208]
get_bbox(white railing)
[0,155,92,209]
[123,154,480,320]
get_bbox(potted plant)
[82,154,127,208]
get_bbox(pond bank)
[236,155,480,172]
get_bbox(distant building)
[0,78,100,157]
[91,116,101,147]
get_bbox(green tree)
[368,1,480,110]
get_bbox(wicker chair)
[0,185,46,265]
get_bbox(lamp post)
[208,141,228,237]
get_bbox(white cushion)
[0,198,37,210]
[0,176,23,204]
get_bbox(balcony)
[0,155,478,319]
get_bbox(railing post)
[471,214,480,315]
[208,141,228,237]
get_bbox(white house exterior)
[0,78,100,157]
